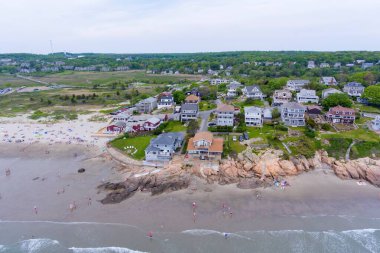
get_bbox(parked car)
[232,136,237,141]
[243,132,249,140]
[208,122,216,126]
[239,135,244,142]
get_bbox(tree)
[322,93,352,110]
[362,85,380,105]
[186,120,199,137]
[173,90,186,104]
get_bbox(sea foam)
[69,247,149,253]
[18,238,60,252]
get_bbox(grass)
[235,99,265,108]
[321,128,380,142]
[163,121,187,132]
[351,141,380,159]
[354,103,380,114]
[199,101,217,111]
[110,135,154,160]
[221,134,247,157]
[28,109,79,121]
[246,124,287,139]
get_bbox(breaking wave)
[69,247,149,253]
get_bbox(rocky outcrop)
[332,157,380,187]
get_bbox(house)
[216,104,235,126]
[157,93,174,109]
[210,79,229,85]
[242,85,264,99]
[272,89,292,106]
[180,103,199,122]
[362,63,374,69]
[320,77,338,86]
[143,117,161,131]
[325,106,355,124]
[263,108,273,121]
[244,106,263,127]
[135,97,157,113]
[320,63,330,68]
[113,111,132,122]
[106,121,126,134]
[306,105,322,118]
[346,63,355,67]
[286,80,310,92]
[307,61,316,69]
[186,131,224,159]
[372,116,380,131]
[334,62,342,68]
[145,132,185,162]
[296,89,319,104]
[343,82,364,97]
[185,94,200,104]
[281,102,306,127]
[322,88,343,99]
[227,81,243,97]
[185,88,201,97]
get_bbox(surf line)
[0,220,140,229]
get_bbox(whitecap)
[18,238,60,252]
[342,229,380,253]
[181,229,251,240]
[69,246,149,253]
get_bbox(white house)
[372,116,380,131]
[281,102,306,127]
[242,85,264,99]
[343,82,364,97]
[307,61,316,69]
[322,88,343,99]
[145,132,185,162]
[216,104,235,126]
[157,93,174,109]
[227,81,243,97]
[272,89,292,106]
[286,80,310,92]
[296,89,319,104]
[210,79,229,85]
[320,77,338,86]
[244,106,263,127]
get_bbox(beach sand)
[1,143,380,252]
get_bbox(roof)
[113,121,127,128]
[307,105,322,111]
[298,89,317,95]
[138,97,157,104]
[228,82,242,89]
[146,117,161,125]
[328,106,355,113]
[345,82,364,88]
[323,88,342,94]
[217,103,235,112]
[181,103,198,111]
[244,106,262,114]
[150,132,185,146]
[245,85,261,93]
[185,94,200,101]
[287,80,310,84]
[187,136,224,153]
[193,131,213,143]
[282,102,305,110]
[321,76,337,83]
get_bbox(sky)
[0,0,380,54]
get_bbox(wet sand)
[1,143,380,252]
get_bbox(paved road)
[199,110,214,132]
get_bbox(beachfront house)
[343,82,364,97]
[244,106,263,127]
[226,81,243,97]
[296,89,319,104]
[372,116,380,131]
[135,97,157,113]
[215,104,235,126]
[106,121,126,134]
[325,106,355,124]
[242,85,264,99]
[272,89,292,106]
[145,132,185,162]
[286,80,310,92]
[143,117,162,131]
[320,77,338,86]
[186,131,224,160]
[281,102,306,127]
[157,93,175,109]
[180,103,199,122]
[322,88,343,99]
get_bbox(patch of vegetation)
[323,138,352,159]
[199,101,217,111]
[110,135,154,160]
[351,141,380,159]
[163,121,187,132]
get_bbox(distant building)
[263,108,273,121]
[186,131,224,160]
[346,63,355,67]
[180,103,199,122]
[145,132,185,162]
[157,93,174,109]
[216,104,235,126]
[281,102,306,127]
[307,61,316,69]
[135,97,157,113]
[226,81,243,97]
[210,78,229,85]
[272,89,292,106]
[286,80,310,92]
[106,121,126,134]
[362,63,374,69]
[320,77,338,86]
[372,116,380,131]
[322,88,343,99]
[306,105,322,118]
[242,85,264,99]
[325,106,355,124]
[334,62,342,68]
[320,63,330,68]
[343,82,364,97]
[296,89,319,104]
[244,106,263,127]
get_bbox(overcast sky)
[1,0,380,54]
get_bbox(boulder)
[278,160,298,176]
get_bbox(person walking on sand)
[88,197,92,206]
[69,203,75,212]
[34,205,38,215]
[192,202,197,211]
[147,231,153,240]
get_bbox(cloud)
[0,0,379,53]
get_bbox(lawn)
[163,121,187,132]
[220,134,247,156]
[110,135,154,160]
[354,103,380,114]
[235,99,265,108]
[199,101,217,111]
[321,128,380,142]
[246,124,287,139]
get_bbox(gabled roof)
[146,117,161,125]
[328,106,355,114]
[150,132,185,146]
[217,103,235,112]
[345,82,364,88]
[287,80,310,84]
[282,102,305,110]
[113,121,127,128]
[321,76,337,83]
[245,85,262,93]
[193,131,213,143]
[185,94,200,101]
[244,106,262,114]
[181,103,198,111]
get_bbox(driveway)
[198,110,213,132]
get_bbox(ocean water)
[1,218,380,253]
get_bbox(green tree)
[186,120,199,137]
[322,93,353,110]
[173,90,186,104]
[362,85,380,105]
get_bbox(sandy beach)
[1,143,380,252]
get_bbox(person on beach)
[88,197,92,206]
[34,205,38,215]
[147,231,153,239]
[192,202,197,210]
[193,211,197,223]
[224,233,229,239]
[69,203,75,212]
